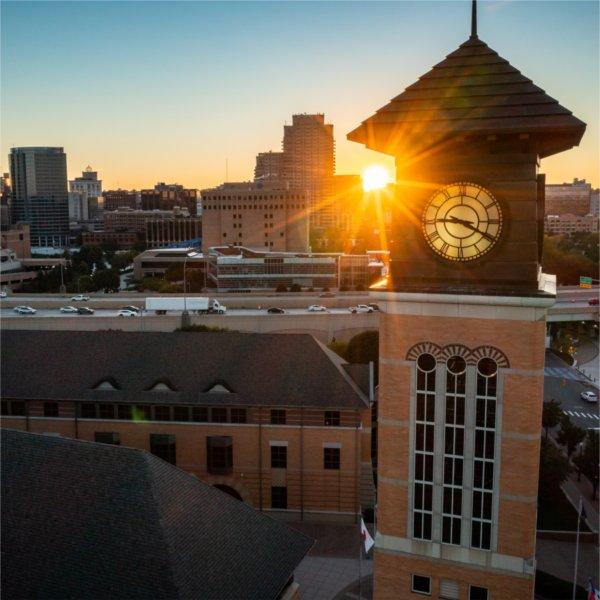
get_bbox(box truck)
[145,297,227,315]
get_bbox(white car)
[580,391,598,403]
[71,295,90,301]
[308,305,327,312]
[349,304,374,314]
[0,291,7,298]
[60,306,78,313]
[118,309,139,317]
[13,305,36,315]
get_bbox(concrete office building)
[544,213,599,235]
[103,208,174,234]
[68,166,102,222]
[133,247,205,279]
[146,217,202,248]
[9,147,69,246]
[545,178,592,216]
[200,181,309,253]
[2,330,374,522]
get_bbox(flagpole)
[571,496,582,600]
[358,509,362,600]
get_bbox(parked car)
[0,290,7,298]
[77,307,95,315]
[60,306,78,313]
[580,391,598,403]
[121,305,141,313]
[71,294,90,301]
[267,307,286,314]
[349,304,374,314]
[13,306,36,315]
[308,305,327,312]
[588,298,599,306]
[367,303,381,311]
[118,309,139,317]
[319,292,335,298]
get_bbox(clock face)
[422,182,503,262]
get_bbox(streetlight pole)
[182,250,200,327]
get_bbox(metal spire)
[471,0,478,39]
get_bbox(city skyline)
[1,0,598,190]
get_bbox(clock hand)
[436,217,495,242]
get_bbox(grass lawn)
[538,489,590,531]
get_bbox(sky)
[1,0,598,190]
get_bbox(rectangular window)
[99,405,115,421]
[413,354,436,541]
[191,406,208,422]
[471,362,497,551]
[211,407,228,423]
[44,402,59,418]
[150,434,176,465]
[271,445,287,469]
[81,403,96,419]
[95,432,120,445]
[135,405,151,421]
[207,436,233,474]
[154,405,171,421]
[411,574,431,595]
[324,447,340,470]
[271,486,288,509]
[469,586,489,600]
[270,409,286,425]
[324,411,340,426]
[10,401,26,416]
[0,401,8,416]
[230,408,247,423]
[173,406,189,421]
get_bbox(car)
[118,309,139,317]
[319,292,335,298]
[71,295,90,301]
[267,307,286,314]
[60,306,78,313]
[589,298,599,306]
[308,305,327,312]
[77,307,95,315]
[580,391,598,403]
[121,305,141,313]
[0,291,7,298]
[349,304,374,314]
[367,303,381,311]
[13,305,36,315]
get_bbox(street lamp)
[183,250,202,318]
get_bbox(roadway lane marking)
[573,411,582,417]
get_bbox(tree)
[275,283,287,293]
[289,283,301,292]
[556,416,586,458]
[165,264,184,282]
[542,400,563,440]
[573,430,599,499]
[346,330,379,383]
[92,269,120,292]
[538,438,572,509]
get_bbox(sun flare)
[362,165,390,192]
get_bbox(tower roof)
[347,37,585,158]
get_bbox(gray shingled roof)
[347,37,585,158]
[1,330,368,408]
[1,429,312,600]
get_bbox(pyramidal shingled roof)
[347,37,585,158]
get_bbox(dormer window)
[147,379,176,392]
[92,378,120,391]
[205,380,234,394]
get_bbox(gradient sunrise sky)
[1,0,598,190]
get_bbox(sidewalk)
[536,538,599,589]
[562,472,599,533]
[574,339,599,387]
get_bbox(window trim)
[411,574,431,596]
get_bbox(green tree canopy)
[538,438,572,509]
[573,429,599,500]
[556,416,586,457]
[542,400,563,440]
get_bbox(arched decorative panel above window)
[406,343,510,368]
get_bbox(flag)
[360,518,374,554]
[587,579,599,600]
[581,503,587,522]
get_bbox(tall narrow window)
[442,356,466,545]
[414,353,436,541]
[471,358,497,550]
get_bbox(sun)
[362,165,390,192]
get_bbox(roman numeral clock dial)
[422,182,503,262]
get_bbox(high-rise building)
[254,151,285,181]
[349,4,585,599]
[590,189,599,216]
[9,147,69,246]
[545,178,592,216]
[282,114,335,229]
[200,181,309,252]
[69,166,102,222]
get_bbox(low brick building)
[1,330,374,521]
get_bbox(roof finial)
[471,0,478,39]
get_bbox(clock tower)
[348,3,585,600]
